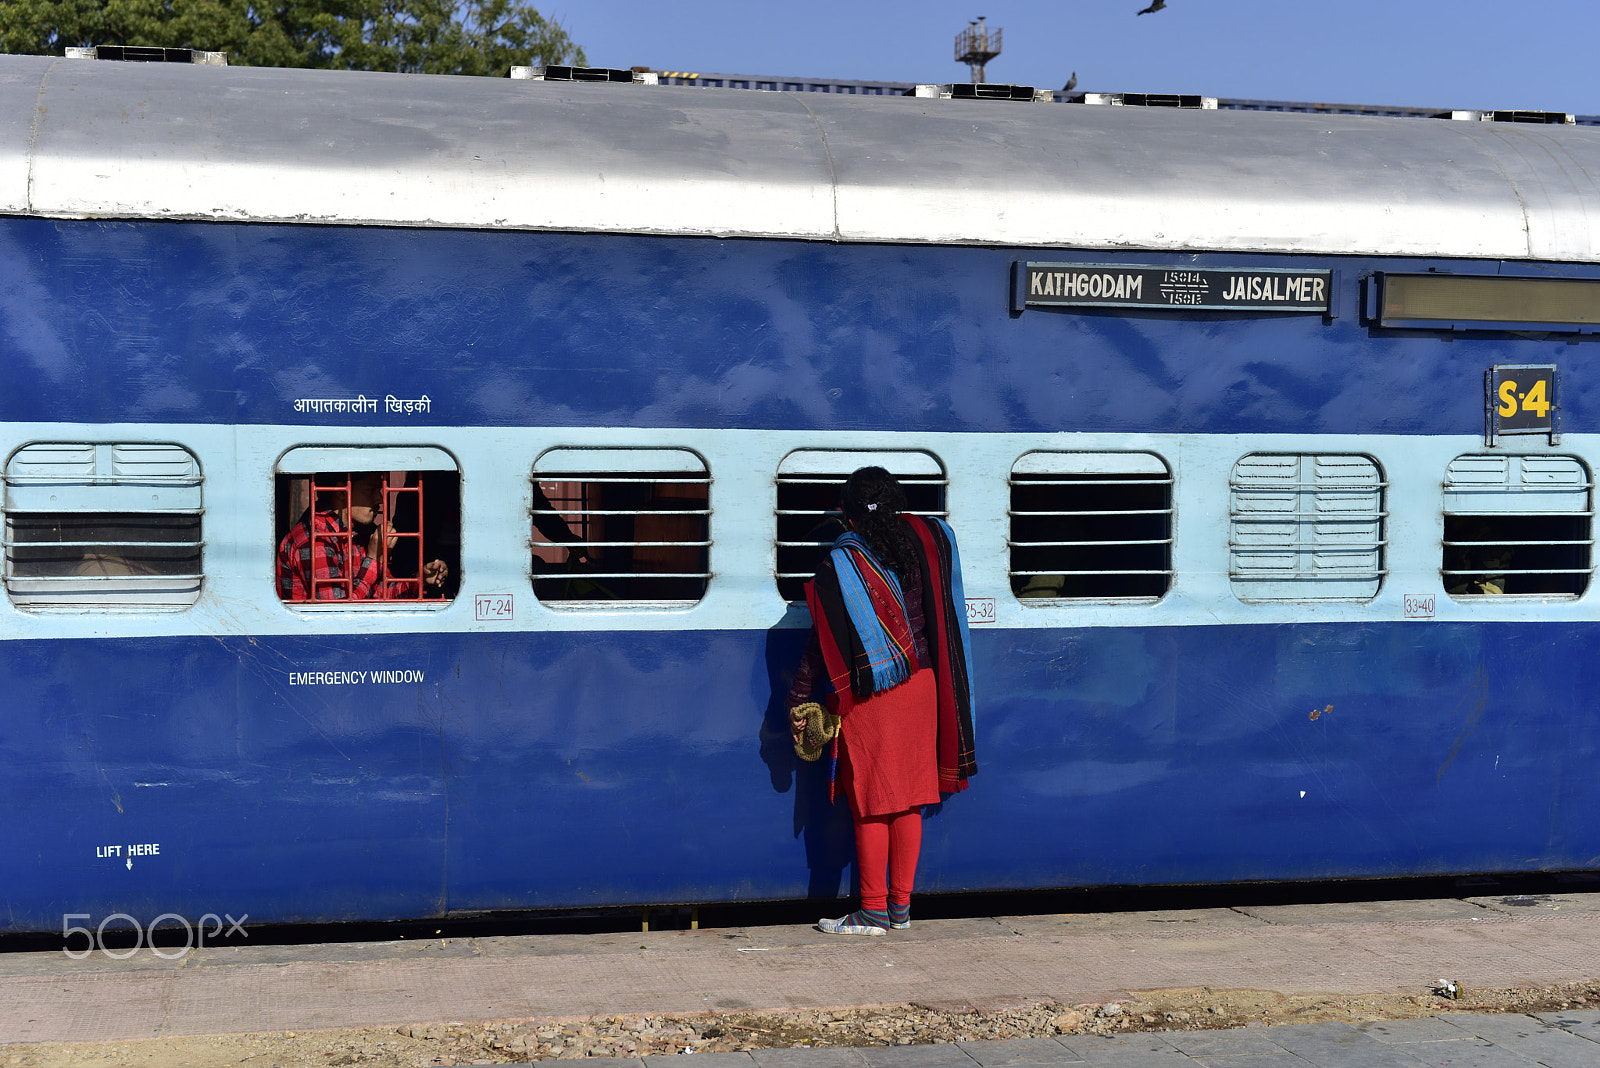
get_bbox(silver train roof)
[2,53,1599,262]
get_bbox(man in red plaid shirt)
[277,473,448,601]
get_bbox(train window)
[3,443,204,611]
[1442,454,1591,597]
[775,450,947,602]
[274,446,459,605]
[532,448,710,605]
[1230,453,1386,602]
[1009,452,1172,602]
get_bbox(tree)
[0,0,586,76]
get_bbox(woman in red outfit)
[788,467,977,935]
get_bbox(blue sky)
[557,0,1595,115]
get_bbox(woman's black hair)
[841,466,918,582]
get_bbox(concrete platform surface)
[4,895,1600,1059]
[612,1014,1600,1067]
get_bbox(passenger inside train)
[1442,513,1589,597]
[275,470,454,601]
[1443,519,1514,596]
[530,480,588,564]
[530,465,711,603]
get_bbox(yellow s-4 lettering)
[1522,377,1550,418]
[1498,380,1519,417]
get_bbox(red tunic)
[835,668,940,817]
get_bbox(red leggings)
[853,808,923,912]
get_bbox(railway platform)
[5,892,1600,1065]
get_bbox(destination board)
[1016,263,1334,313]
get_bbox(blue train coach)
[3,52,1600,935]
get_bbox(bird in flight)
[1137,0,1167,13]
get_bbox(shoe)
[817,911,888,935]
[889,904,910,930]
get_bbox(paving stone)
[1046,1055,1187,1068]
[187,939,484,967]
[860,1043,980,1068]
[1355,1016,1487,1044]
[751,1049,872,1068]
[881,919,1022,943]
[995,910,1263,936]
[1164,1029,1287,1056]
[1234,898,1493,925]
[1538,1008,1600,1027]
[644,1055,753,1068]
[1262,1022,1430,1068]
[1056,1032,1187,1066]
[1536,1008,1600,1044]
[1465,893,1600,917]
[956,1037,1084,1066]
[1058,1034,1182,1057]
[1435,1012,1600,1068]
[1380,1043,1543,1068]
[1182,1056,1311,1068]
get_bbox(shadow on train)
[5,871,1597,954]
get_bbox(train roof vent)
[1487,109,1575,125]
[509,65,659,84]
[1080,92,1217,109]
[64,45,227,65]
[908,83,1051,102]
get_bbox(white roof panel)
[5,56,1600,261]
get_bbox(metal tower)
[954,17,1002,83]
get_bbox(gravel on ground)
[7,980,1600,1067]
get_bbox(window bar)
[311,478,354,601]
[1011,508,1175,518]
[1014,478,1175,487]
[1228,512,1388,521]
[1442,538,1595,547]
[1008,538,1174,547]
[4,475,204,486]
[2,538,207,548]
[12,572,206,583]
[555,540,713,548]
[1013,569,1175,577]
[4,507,208,515]
[1444,511,1595,518]
[380,477,425,601]
[1441,567,1592,576]
[536,571,709,581]
[1232,573,1389,581]
[541,508,711,517]
[1230,545,1385,552]
[1229,480,1390,490]
[544,476,710,485]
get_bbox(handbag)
[791,701,840,762]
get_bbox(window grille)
[1230,453,1386,602]
[1442,454,1592,597]
[4,443,204,610]
[775,450,947,602]
[1009,452,1172,601]
[532,448,711,605]
[274,446,459,605]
